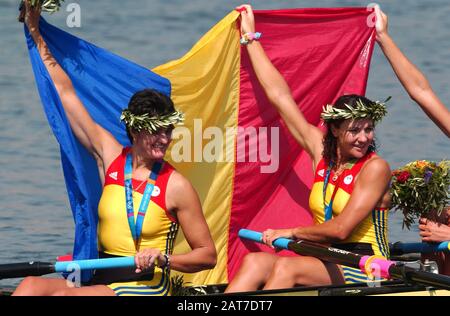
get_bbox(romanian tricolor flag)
[25,8,376,285]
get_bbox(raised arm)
[375,6,450,137]
[237,5,324,165]
[24,3,122,175]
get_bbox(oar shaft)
[0,262,55,280]
[389,266,450,290]
[287,240,362,268]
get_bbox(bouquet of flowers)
[18,0,64,22]
[390,160,450,229]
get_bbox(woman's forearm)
[292,222,344,243]
[245,41,292,104]
[30,31,74,94]
[378,34,430,94]
[169,246,216,273]
[378,34,450,136]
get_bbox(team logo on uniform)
[109,171,118,180]
[344,175,353,185]
[152,186,161,197]
[318,169,325,177]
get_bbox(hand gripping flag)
[25,8,376,285]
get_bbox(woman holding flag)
[226,5,392,292]
[13,2,216,296]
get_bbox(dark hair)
[322,94,377,164]
[125,89,175,143]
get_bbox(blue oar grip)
[54,256,135,273]
[394,241,450,254]
[238,229,293,249]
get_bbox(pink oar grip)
[360,256,396,279]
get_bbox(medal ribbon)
[124,153,163,248]
[322,164,335,222]
[322,160,356,222]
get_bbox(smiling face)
[125,89,178,154]
[132,126,174,160]
[331,118,375,161]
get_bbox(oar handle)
[238,229,292,249]
[54,256,136,272]
[391,241,450,254]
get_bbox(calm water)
[0,0,449,288]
